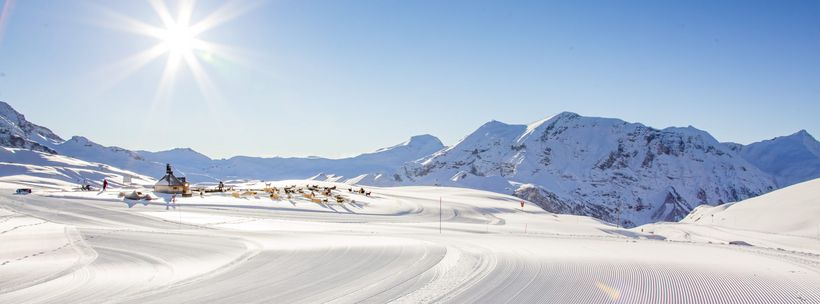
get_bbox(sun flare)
[98,0,258,103]
[161,23,197,55]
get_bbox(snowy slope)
[2,101,817,227]
[680,178,820,237]
[189,134,444,182]
[726,130,820,187]
[55,136,166,176]
[0,101,63,153]
[0,147,155,190]
[53,134,444,183]
[370,112,777,227]
[637,178,820,254]
[0,102,445,183]
[1,182,818,303]
[53,131,442,183]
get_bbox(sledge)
[15,188,32,195]
[119,190,154,200]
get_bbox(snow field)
[1,181,818,303]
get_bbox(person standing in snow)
[102,179,108,191]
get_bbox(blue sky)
[0,0,818,159]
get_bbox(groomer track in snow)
[1,181,818,303]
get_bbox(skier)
[102,179,108,191]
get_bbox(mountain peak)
[0,101,17,114]
[480,119,510,128]
[791,129,815,140]
[68,136,92,143]
[374,134,445,154]
[406,134,443,147]
[0,100,64,152]
[735,129,820,187]
[553,111,581,119]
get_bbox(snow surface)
[727,130,820,187]
[638,178,820,255]
[1,178,818,303]
[368,112,777,227]
[4,101,819,228]
[0,147,155,190]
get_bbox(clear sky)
[0,0,818,159]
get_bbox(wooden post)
[439,197,442,234]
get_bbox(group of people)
[79,179,109,191]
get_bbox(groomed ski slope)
[638,178,820,255]
[1,181,818,303]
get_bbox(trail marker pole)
[439,197,442,234]
[438,197,441,234]
[524,223,528,234]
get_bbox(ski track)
[1,191,819,304]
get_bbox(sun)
[98,0,259,103]
[161,23,197,55]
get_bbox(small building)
[154,164,190,195]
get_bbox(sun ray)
[95,0,257,121]
[183,52,222,105]
[152,52,183,110]
[91,43,169,95]
[90,4,166,39]
[192,40,256,70]
[175,0,195,28]
[148,0,175,29]
[182,51,235,139]
[189,0,266,36]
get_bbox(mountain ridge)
[1,101,818,227]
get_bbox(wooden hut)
[153,164,190,195]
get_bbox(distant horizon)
[3,99,815,160]
[1,1,818,158]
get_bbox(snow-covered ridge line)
[351,112,788,227]
[1,101,818,226]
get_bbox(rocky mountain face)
[1,101,817,227]
[0,101,445,183]
[55,136,168,178]
[725,130,820,188]
[196,134,445,182]
[371,112,778,227]
[0,101,63,154]
[52,134,444,183]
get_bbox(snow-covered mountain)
[0,102,444,182]
[2,101,818,227]
[0,147,154,190]
[680,177,820,237]
[362,112,778,226]
[53,135,444,183]
[196,134,445,182]
[725,130,820,187]
[56,136,166,174]
[0,101,63,154]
